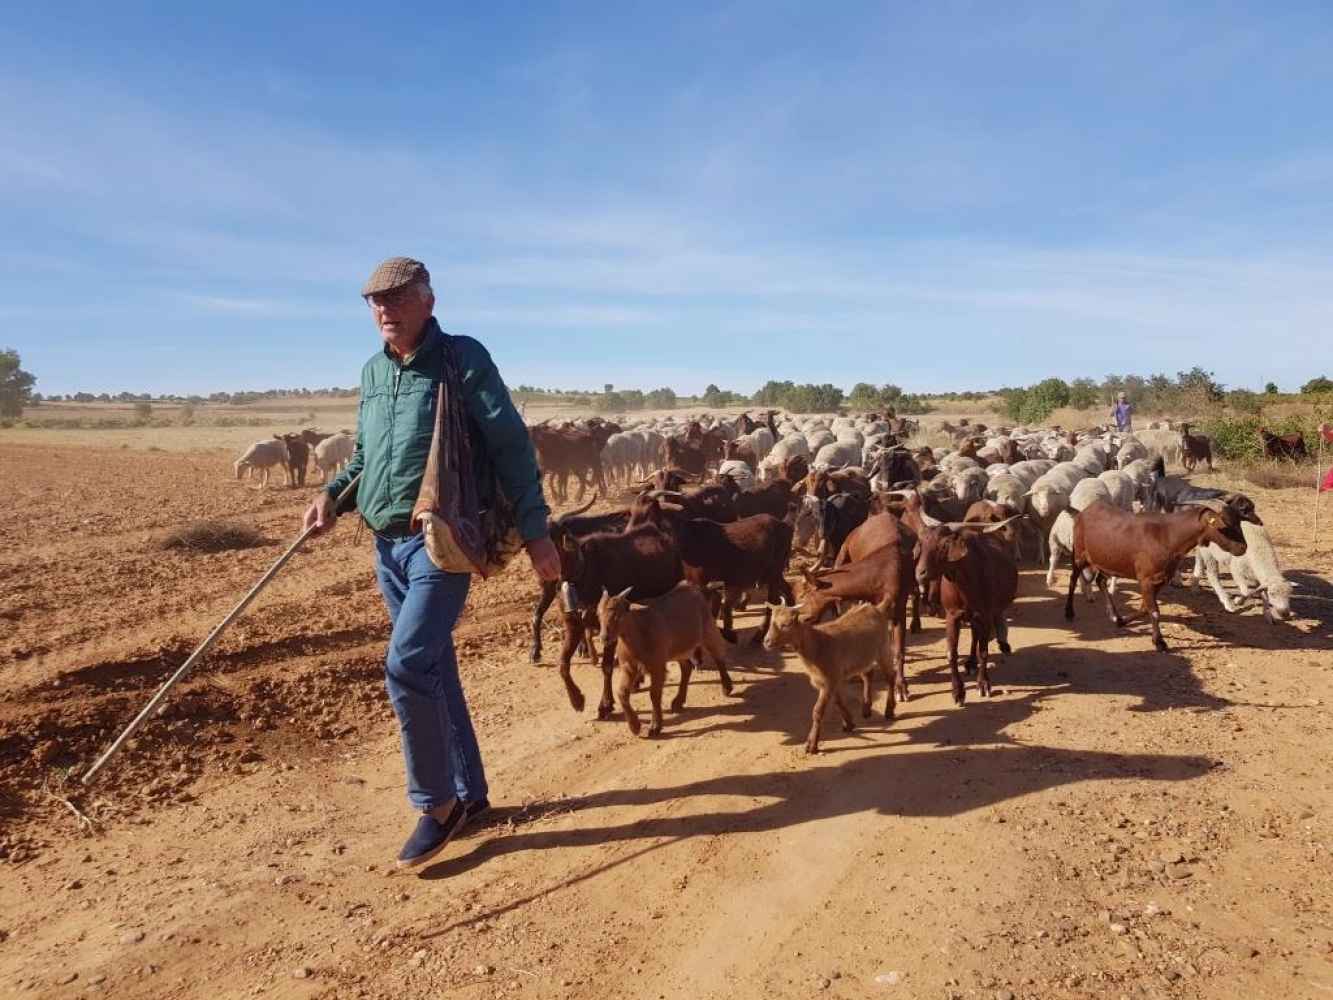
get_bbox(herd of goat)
[526,410,1298,752]
[226,408,1303,753]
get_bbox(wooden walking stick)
[81,474,361,785]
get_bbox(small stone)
[63,879,83,891]
[1110,923,1128,935]
[1163,969,1181,982]
[1167,863,1193,880]
[1143,901,1163,917]
[997,991,1016,1000]
[397,892,410,902]
[292,966,312,979]
[817,977,831,990]
[873,970,903,986]
[830,970,842,980]
[89,974,106,985]
[120,930,146,945]
[474,964,494,977]
[57,972,78,985]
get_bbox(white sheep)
[812,440,862,471]
[717,459,755,492]
[1191,522,1295,621]
[234,438,289,488]
[314,431,355,482]
[1068,478,1112,512]
[1096,470,1137,510]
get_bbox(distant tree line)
[991,367,1327,425]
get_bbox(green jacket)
[325,319,550,540]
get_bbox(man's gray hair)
[415,281,434,301]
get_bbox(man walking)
[1110,391,1134,433]
[304,257,559,868]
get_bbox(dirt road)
[3,442,1333,999]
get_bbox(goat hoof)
[804,743,819,755]
[861,704,872,719]
[721,629,739,643]
[626,717,641,736]
[952,689,966,707]
[909,622,921,634]
[1154,639,1170,652]
[1114,616,1126,628]
[646,725,662,738]
[597,702,614,720]
[567,688,586,713]
[998,642,1012,656]
[670,697,686,712]
[719,676,734,696]
[1064,607,1075,621]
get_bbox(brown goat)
[828,510,923,634]
[915,522,1018,705]
[598,583,733,737]
[798,540,913,703]
[781,454,810,484]
[762,598,898,753]
[1065,499,1246,651]
[1178,422,1214,472]
[633,496,795,643]
[555,523,683,717]
[278,433,310,488]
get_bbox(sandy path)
[3,442,1333,999]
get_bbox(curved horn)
[919,511,942,528]
[558,494,599,521]
[615,586,633,600]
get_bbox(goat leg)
[859,672,872,719]
[670,657,695,712]
[946,613,966,706]
[1098,573,1126,628]
[614,661,640,735]
[530,580,559,663]
[597,646,617,720]
[892,618,909,705]
[833,687,856,733]
[806,686,831,753]
[995,614,1012,656]
[974,622,993,698]
[1144,584,1169,652]
[558,612,586,712]
[647,664,665,736]
[909,583,922,634]
[1064,558,1082,620]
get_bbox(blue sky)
[4,2,1332,397]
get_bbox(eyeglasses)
[364,286,421,311]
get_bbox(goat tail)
[1150,454,1166,478]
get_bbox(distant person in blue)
[1110,392,1133,433]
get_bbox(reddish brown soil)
[3,441,1333,999]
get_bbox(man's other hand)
[524,536,561,582]
[303,492,337,536]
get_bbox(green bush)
[1202,416,1262,461]
[1225,389,1263,415]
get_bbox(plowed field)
[3,441,1333,999]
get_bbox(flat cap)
[361,257,430,297]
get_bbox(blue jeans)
[373,533,487,813]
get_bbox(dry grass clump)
[158,520,267,553]
[1237,459,1317,491]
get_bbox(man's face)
[366,283,434,354]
